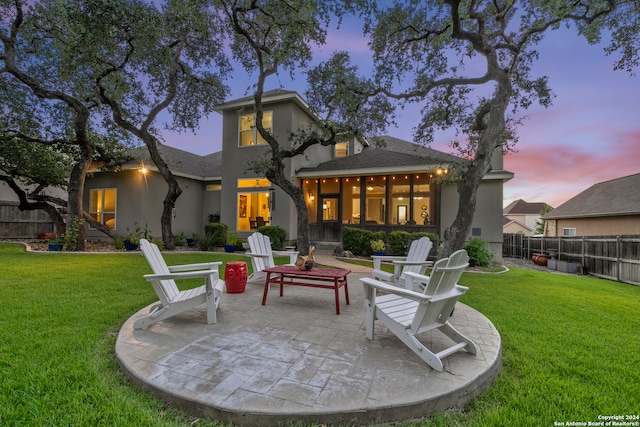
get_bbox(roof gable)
[545,173,640,219]
[503,199,549,215]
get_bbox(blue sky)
[162,19,639,209]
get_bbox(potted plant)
[370,239,386,256]
[186,233,198,248]
[224,230,237,253]
[464,237,494,267]
[124,230,141,251]
[47,237,63,251]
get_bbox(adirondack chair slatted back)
[403,237,433,276]
[140,239,179,304]
[247,232,275,271]
[412,249,469,333]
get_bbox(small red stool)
[224,261,248,293]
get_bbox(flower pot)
[124,240,138,251]
[187,238,197,248]
[469,258,478,267]
[224,244,236,253]
[48,243,63,251]
[372,251,386,256]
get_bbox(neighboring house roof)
[544,172,640,219]
[503,199,549,215]
[125,145,222,180]
[297,136,461,177]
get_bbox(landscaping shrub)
[464,237,494,266]
[203,222,227,247]
[387,231,439,256]
[258,225,287,250]
[196,232,217,251]
[388,231,411,255]
[342,227,385,256]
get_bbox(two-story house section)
[83,88,512,257]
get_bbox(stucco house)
[503,199,549,236]
[543,172,640,237]
[84,89,513,256]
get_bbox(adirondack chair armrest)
[403,271,431,292]
[144,269,220,282]
[245,252,269,259]
[273,250,299,264]
[393,260,434,267]
[371,255,406,270]
[429,285,468,302]
[168,261,222,272]
[360,277,431,303]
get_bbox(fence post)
[616,235,621,282]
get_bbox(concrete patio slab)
[116,255,501,426]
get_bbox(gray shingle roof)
[503,199,549,215]
[298,136,461,174]
[127,145,222,179]
[544,173,640,219]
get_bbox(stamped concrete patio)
[115,254,501,426]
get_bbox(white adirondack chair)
[361,249,477,372]
[371,236,434,286]
[134,239,225,329]
[245,232,298,283]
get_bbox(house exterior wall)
[504,213,539,232]
[84,169,206,241]
[219,98,327,242]
[441,179,504,261]
[503,221,531,235]
[545,215,640,237]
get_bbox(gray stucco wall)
[84,169,206,241]
[440,179,504,261]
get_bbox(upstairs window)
[239,111,273,147]
[334,142,348,157]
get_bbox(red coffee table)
[262,265,351,314]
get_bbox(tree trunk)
[143,135,181,249]
[66,141,93,251]
[441,70,511,257]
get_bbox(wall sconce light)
[308,192,315,201]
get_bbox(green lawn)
[1,243,638,426]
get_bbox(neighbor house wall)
[547,215,640,237]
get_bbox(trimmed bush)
[464,237,494,266]
[258,225,287,250]
[388,231,411,255]
[387,231,440,256]
[342,227,385,256]
[204,222,227,247]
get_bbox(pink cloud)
[504,129,640,207]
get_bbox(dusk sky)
[161,20,639,209]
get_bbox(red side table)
[224,261,248,293]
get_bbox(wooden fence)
[503,233,640,286]
[0,202,54,239]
